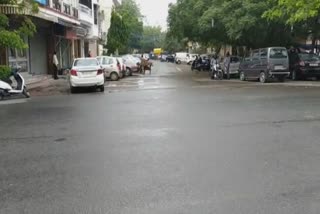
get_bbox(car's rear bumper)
[70,75,104,87]
[269,70,290,76]
[300,68,320,76]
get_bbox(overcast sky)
[134,0,176,30]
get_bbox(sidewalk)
[21,72,51,89]
[192,73,320,88]
[21,73,68,96]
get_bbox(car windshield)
[299,53,320,61]
[270,48,288,58]
[74,58,98,66]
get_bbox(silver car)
[122,55,139,76]
[96,56,122,81]
[221,56,241,76]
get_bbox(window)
[94,4,98,25]
[298,53,320,61]
[252,50,260,60]
[79,0,92,9]
[74,59,98,66]
[102,57,109,65]
[231,57,239,63]
[260,49,268,59]
[270,48,288,59]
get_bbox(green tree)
[140,26,163,53]
[0,0,38,79]
[105,9,129,54]
[264,0,320,50]
[167,0,293,50]
[105,0,143,54]
[162,35,185,53]
[264,0,320,24]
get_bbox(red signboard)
[66,29,77,39]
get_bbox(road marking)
[176,67,182,72]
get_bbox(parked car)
[69,58,105,93]
[239,47,290,83]
[122,55,139,76]
[289,51,320,80]
[175,52,189,64]
[221,56,240,77]
[96,56,122,81]
[166,55,175,63]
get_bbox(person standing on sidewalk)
[53,51,59,80]
[224,52,231,79]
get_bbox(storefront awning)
[33,9,58,23]
[38,7,80,26]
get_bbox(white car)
[69,58,105,93]
[175,52,192,64]
[97,56,122,81]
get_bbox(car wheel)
[259,71,267,83]
[70,86,76,94]
[100,85,105,92]
[240,71,246,81]
[110,72,119,81]
[125,68,131,76]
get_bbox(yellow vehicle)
[153,48,162,55]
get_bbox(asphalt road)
[1,61,320,213]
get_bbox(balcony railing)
[63,3,71,15]
[0,4,31,15]
[73,7,79,18]
[53,0,61,12]
[80,4,92,17]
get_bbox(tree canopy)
[0,0,38,50]
[264,0,320,24]
[105,0,143,54]
[0,0,38,79]
[166,0,318,50]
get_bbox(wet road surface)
[1,62,320,213]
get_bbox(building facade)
[0,0,113,75]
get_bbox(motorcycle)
[210,60,223,80]
[0,66,30,100]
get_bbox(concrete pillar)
[80,39,85,57]
[71,39,75,61]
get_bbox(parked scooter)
[210,59,223,80]
[0,66,30,100]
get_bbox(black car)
[289,52,320,80]
[166,55,175,63]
